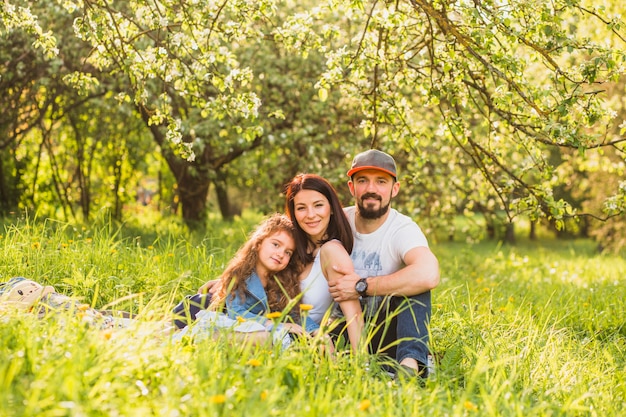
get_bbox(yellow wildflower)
[464,401,478,411]
[266,312,281,319]
[358,399,371,411]
[236,316,246,323]
[260,390,268,401]
[247,359,261,367]
[300,304,313,311]
[209,394,226,404]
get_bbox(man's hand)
[328,265,362,302]
[198,279,220,295]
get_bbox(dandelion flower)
[247,359,261,367]
[300,304,313,311]
[358,399,371,411]
[209,394,226,404]
[464,401,478,411]
[266,312,281,319]
[260,390,268,401]
[236,316,246,323]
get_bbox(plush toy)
[0,277,55,311]
[0,277,129,328]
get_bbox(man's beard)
[357,193,390,219]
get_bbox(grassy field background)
[1,212,624,416]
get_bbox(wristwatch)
[355,278,368,297]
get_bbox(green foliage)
[2,0,626,250]
[1,216,625,416]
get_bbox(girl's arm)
[320,240,364,353]
[225,293,270,324]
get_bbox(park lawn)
[0,215,624,416]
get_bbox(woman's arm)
[320,240,364,353]
[198,279,220,294]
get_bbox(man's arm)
[328,246,440,302]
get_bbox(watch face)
[356,280,367,293]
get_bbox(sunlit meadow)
[1,212,624,416]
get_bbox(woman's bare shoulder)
[320,239,350,259]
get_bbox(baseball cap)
[347,149,397,179]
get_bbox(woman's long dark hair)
[284,173,353,264]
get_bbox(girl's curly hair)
[212,213,302,314]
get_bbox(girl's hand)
[282,323,306,335]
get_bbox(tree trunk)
[529,219,536,240]
[0,156,7,214]
[213,169,241,221]
[177,171,211,228]
[504,222,516,244]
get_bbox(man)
[329,149,440,378]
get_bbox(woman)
[284,173,363,350]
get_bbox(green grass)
[1,213,625,416]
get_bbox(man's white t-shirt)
[343,206,429,314]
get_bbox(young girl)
[173,213,305,347]
[284,173,364,352]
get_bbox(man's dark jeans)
[367,291,431,372]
